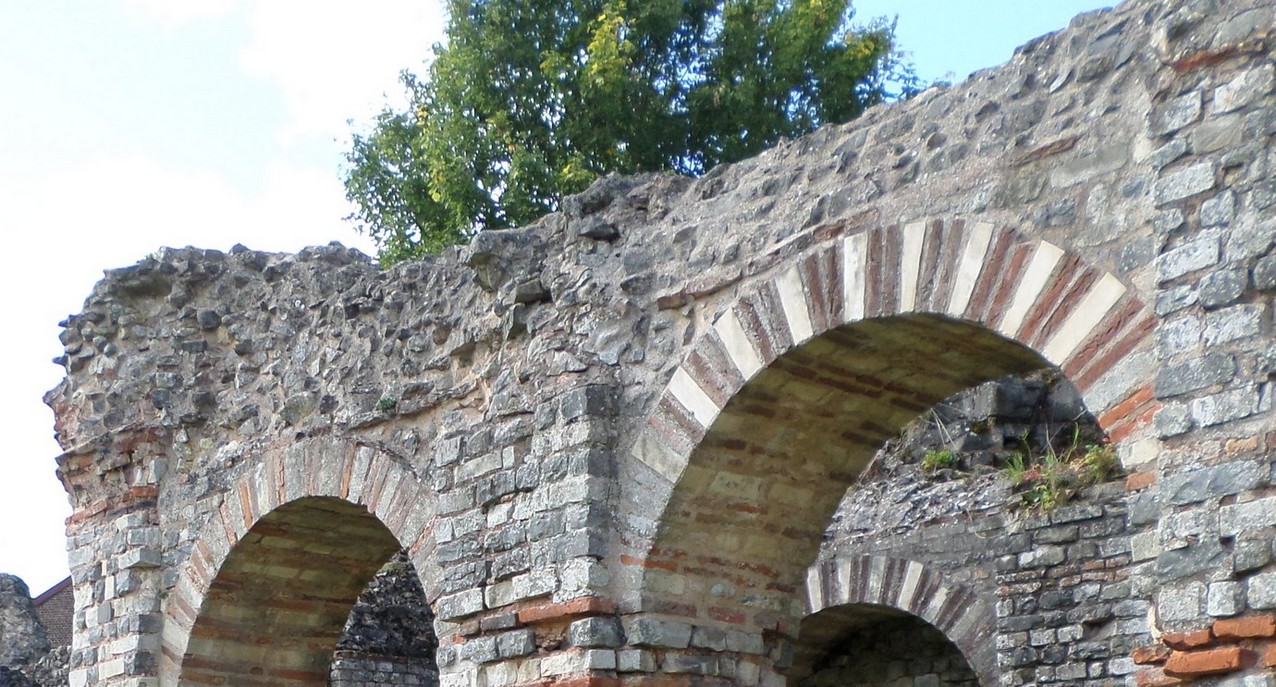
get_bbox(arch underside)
[795,606,981,686]
[646,315,1047,617]
[181,497,402,687]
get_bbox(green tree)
[345,0,914,265]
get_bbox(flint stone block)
[1154,403,1192,438]
[690,625,727,651]
[1157,540,1225,580]
[1235,537,1274,574]
[1203,304,1264,345]
[497,629,535,657]
[1156,582,1205,622]
[1155,352,1235,398]
[1193,115,1244,154]
[1156,284,1198,316]
[1019,546,1066,568]
[1165,461,1265,507]
[1198,268,1246,309]
[1157,313,1203,357]
[119,548,161,569]
[1191,386,1261,427]
[568,617,623,648]
[622,617,692,648]
[1254,255,1276,291]
[1200,191,1235,227]
[1248,572,1276,609]
[1207,581,1243,617]
[436,588,485,620]
[1156,234,1219,283]
[1154,161,1215,206]
[662,653,718,675]
[1152,91,1203,135]
[1152,208,1184,233]
[617,649,656,672]
[725,629,765,654]
[1220,497,1276,537]
[1214,63,1274,114]
[1226,216,1276,260]
[460,636,498,663]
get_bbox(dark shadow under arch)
[794,605,981,686]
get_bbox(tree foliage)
[345,0,914,265]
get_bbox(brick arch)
[158,438,439,687]
[623,218,1156,623]
[799,556,998,686]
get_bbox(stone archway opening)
[792,605,980,687]
[180,496,426,687]
[644,314,1051,619]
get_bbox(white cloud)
[238,0,446,145]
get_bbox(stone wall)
[332,552,438,687]
[43,0,1276,685]
[0,575,63,687]
[330,653,438,687]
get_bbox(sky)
[0,0,1111,597]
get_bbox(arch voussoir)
[682,330,746,409]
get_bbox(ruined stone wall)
[0,575,65,687]
[44,0,1276,685]
[814,378,1141,686]
[332,552,438,687]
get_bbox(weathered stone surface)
[1255,254,1276,290]
[0,577,57,687]
[1156,234,1220,283]
[1162,461,1266,506]
[1247,572,1276,609]
[1215,63,1274,114]
[1155,352,1235,398]
[336,552,437,664]
[569,617,624,648]
[0,577,47,668]
[37,1,1276,686]
[1154,161,1215,206]
[1198,268,1247,308]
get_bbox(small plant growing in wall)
[921,448,960,472]
[1006,428,1120,512]
[376,396,398,413]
